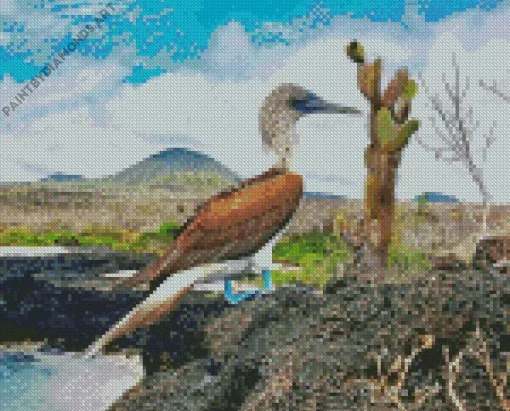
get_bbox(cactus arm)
[346,40,365,64]
[382,70,410,108]
[376,107,395,147]
[382,119,420,152]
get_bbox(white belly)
[252,229,285,270]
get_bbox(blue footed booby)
[84,83,361,357]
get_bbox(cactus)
[365,175,378,215]
[395,99,411,124]
[403,79,418,100]
[358,64,377,100]
[382,70,410,108]
[394,119,419,149]
[346,40,365,64]
[376,107,394,147]
[345,40,420,280]
[382,118,420,152]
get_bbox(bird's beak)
[322,103,363,115]
[294,92,362,115]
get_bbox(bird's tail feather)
[113,248,180,291]
[84,266,206,358]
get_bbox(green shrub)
[158,221,182,236]
[273,233,350,264]
[388,244,431,274]
[272,233,352,288]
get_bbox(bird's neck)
[275,157,290,172]
[273,126,297,172]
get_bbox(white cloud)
[0,0,18,16]
[0,32,11,46]
[1,53,130,124]
[198,21,299,81]
[3,5,510,203]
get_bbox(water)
[0,351,143,411]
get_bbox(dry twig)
[443,345,467,411]
[465,323,510,411]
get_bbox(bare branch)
[418,55,496,213]
[480,79,510,104]
[444,80,456,105]
[444,346,467,411]
[416,134,461,162]
[465,323,510,411]
[482,121,497,162]
[462,76,470,99]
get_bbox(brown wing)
[117,168,303,290]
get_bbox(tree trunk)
[364,145,400,281]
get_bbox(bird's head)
[259,83,362,169]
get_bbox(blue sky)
[0,0,505,82]
[2,0,510,201]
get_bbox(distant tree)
[346,41,420,281]
[417,55,496,235]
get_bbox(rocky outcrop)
[110,270,509,411]
[474,236,510,273]
[0,276,228,360]
[0,276,143,351]
[430,252,468,271]
[1,250,508,410]
[0,248,155,285]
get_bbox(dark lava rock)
[2,268,509,410]
[0,276,228,365]
[0,276,144,351]
[474,236,510,273]
[110,270,509,411]
[0,249,156,284]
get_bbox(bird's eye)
[289,96,304,108]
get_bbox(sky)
[1,0,510,201]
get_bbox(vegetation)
[346,40,420,280]
[386,244,432,283]
[272,233,352,288]
[0,225,431,286]
[153,172,235,191]
[0,222,182,254]
[271,232,431,287]
[420,58,496,235]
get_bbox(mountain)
[413,192,459,203]
[40,172,84,183]
[105,148,239,189]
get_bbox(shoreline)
[0,346,144,411]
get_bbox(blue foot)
[262,269,273,291]
[223,270,274,304]
[224,279,260,304]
